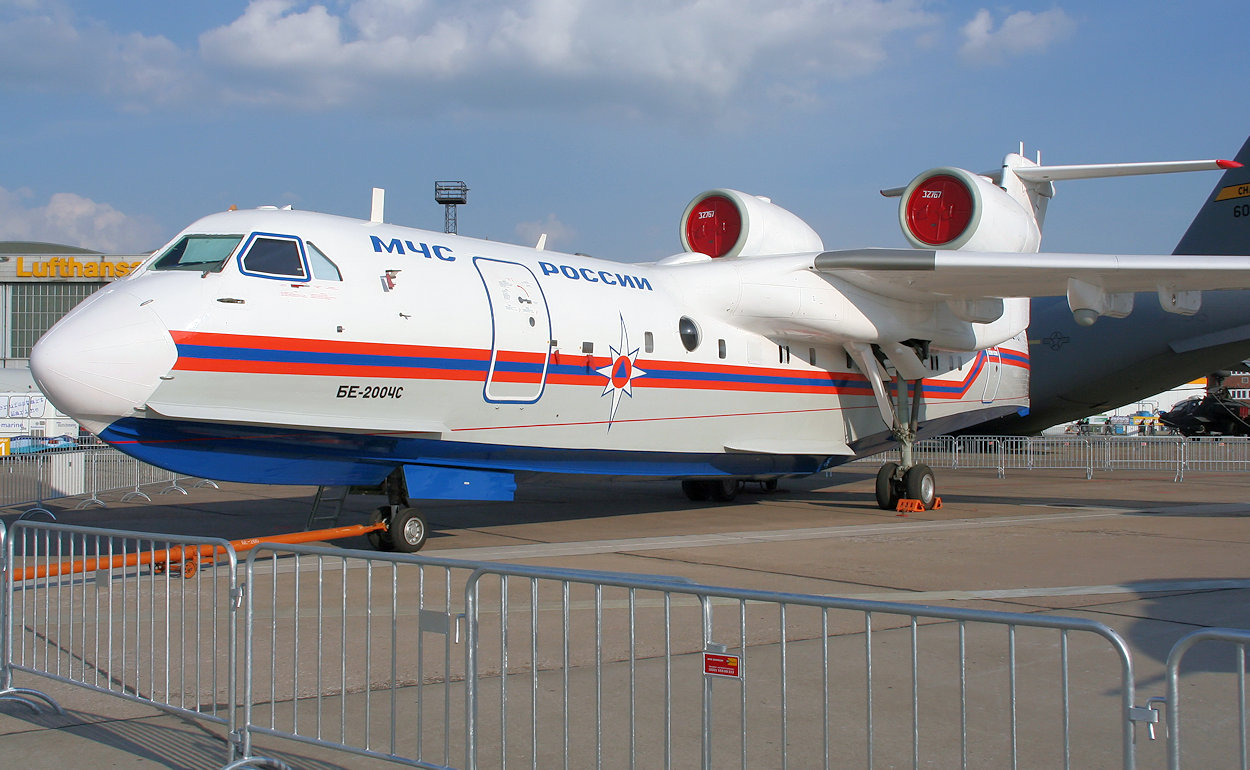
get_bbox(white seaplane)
[30,140,1250,551]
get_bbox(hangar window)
[9,283,97,358]
[239,235,307,280]
[151,234,242,272]
[306,241,342,281]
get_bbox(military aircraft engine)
[680,188,824,258]
[898,167,1041,253]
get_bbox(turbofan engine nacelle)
[680,189,824,258]
[898,167,1041,253]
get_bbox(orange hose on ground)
[11,521,387,581]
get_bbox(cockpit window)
[239,235,307,280]
[306,241,342,281]
[151,235,242,272]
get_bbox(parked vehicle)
[1159,393,1250,436]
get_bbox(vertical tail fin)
[1173,135,1250,256]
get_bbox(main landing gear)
[680,477,780,502]
[873,377,939,511]
[874,461,936,511]
[682,478,741,502]
[367,469,428,553]
[843,341,941,512]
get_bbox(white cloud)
[0,186,163,253]
[0,0,936,117]
[516,213,576,251]
[0,2,190,108]
[959,8,1075,65]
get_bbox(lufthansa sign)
[0,255,147,282]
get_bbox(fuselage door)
[981,347,1002,404]
[474,258,552,403]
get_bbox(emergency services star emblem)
[596,315,646,428]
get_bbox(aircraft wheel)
[682,479,710,501]
[875,462,900,510]
[387,507,428,553]
[903,464,937,510]
[369,506,395,552]
[708,479,740,502]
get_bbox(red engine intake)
[905,174,975,246]
[679,189,823,258]
[898,167,1040,252]
[684,194,743,258]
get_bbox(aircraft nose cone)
[30,287,177,434]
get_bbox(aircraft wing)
[814,248,1250,301]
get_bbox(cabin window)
[151,234,242,272]
[809,347,817,366]
[678,316,701,352]
[779,345,791,364]
[240,235,307,280]
[582,341,594,354]
[644,331,654,353]
[718,339,727,359]
[306,241,342,281]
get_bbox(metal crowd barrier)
[3,522,1249,768]
[461,563,1148,770]
[236,543,487,768]
[1164,627,1250,770]
[0,443,213,512]
[1,521,242,762]
[857,435,1250,482]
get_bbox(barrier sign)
[703,651,742,678]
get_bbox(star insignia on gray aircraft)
[596,316,647,428]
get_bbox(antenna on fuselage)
[370,188,385,224]
[435,181,469,234]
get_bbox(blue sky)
[0,1,1247,262]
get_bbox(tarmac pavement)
[2,464,1249,767]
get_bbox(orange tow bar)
[12,521,387,582]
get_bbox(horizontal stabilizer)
[880,159,1240,197]
[1012,159,1240,183]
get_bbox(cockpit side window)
[151,235,243,272]
[306,241,342,281]
[239,234,308,280]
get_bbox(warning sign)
[703,652,742,678]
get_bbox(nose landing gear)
[369,505,429,552]
[366,468,429,552]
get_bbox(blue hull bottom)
[98,417,835,487]
[99,405,1020,495]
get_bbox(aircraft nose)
[30,287,177,434]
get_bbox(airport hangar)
[0,241,148,390]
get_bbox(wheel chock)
[895,497,942,516]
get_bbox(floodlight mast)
[434,181,469,234]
